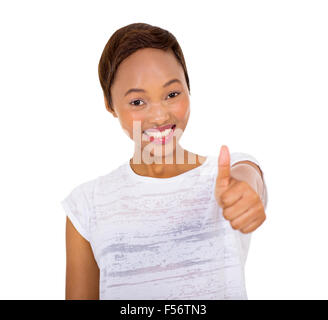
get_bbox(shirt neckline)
[125,155,211,183]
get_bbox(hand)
[215,145,266,234]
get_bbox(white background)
[0,0,327,299]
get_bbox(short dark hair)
[98,22,191,112]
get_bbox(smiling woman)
[62,22,268,300]
[98,25,196,172]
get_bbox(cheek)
[119,111,145,139]
[173,98,190,123]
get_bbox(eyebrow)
[124,78,182,97]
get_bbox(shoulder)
[97,160,131,190]
[65,160,131,205]
[205,151,263,173]
[64,176,99,213]
[230,151,262,168]
[77,177,98,194]
[207,151,261,166]
[70,174,99,197]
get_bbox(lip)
[144,123,175,133]
[149,125,176,145]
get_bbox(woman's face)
[108,48,190,163]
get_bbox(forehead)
[113,48,184,88]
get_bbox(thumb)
[216,145,231,188]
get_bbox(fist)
[215,145,266,234]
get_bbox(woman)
[61,23,268,300]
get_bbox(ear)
[104,95,118,118]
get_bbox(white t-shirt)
[61,152,268,300]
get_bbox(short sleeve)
[230,152,269,266]
[61,178,97,242]
[230,152,268,210]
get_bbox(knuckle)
[250,194,261,207]
[231,221,239,230]
[252,191,260,202]
[222,208,230,220]
[221,193,228,204]
[257,201,265,211]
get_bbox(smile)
[143,124,176,144]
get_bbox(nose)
[148,102,170,123]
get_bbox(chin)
[150,145,183,164]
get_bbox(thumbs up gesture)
[215,145,266,234]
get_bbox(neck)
[130,145,206,178]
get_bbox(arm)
[231,160,266,206]
[65,216,99,300]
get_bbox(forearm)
[231,163,266,206]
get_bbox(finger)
[216,145,231,188]
[240,215,266,234]
[222,191,255,220]
[229,202,264,230]
[219,180,245,209]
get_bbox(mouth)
[143,124,176,144]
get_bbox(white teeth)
[145,128,172,138]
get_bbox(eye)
[167,91,181,99]
[129,91,181,107]
[130,99,144,107]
